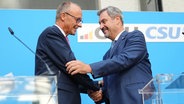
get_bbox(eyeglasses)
[65,12,82,24]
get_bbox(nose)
[100,24,104,30]
[77,22,82,28]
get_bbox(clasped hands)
[66,60,103,102]
[87,89,103,102]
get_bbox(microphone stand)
[8,27,57,104]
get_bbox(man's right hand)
[87,89,103,102]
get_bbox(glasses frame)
[65,12,82,24]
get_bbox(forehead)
[99,11,109,20]
[69,4,82,17]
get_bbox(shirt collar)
[54,24,67,37]
[114,30,125,41]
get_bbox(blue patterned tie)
[110,40,116,54]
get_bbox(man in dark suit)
[66,6,153,104]
[35,1,100,104]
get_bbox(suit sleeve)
[44,31,99,91]
[91,30,148,78]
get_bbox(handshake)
[65,60,106,103]
[87,80,104,103]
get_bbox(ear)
[60,13,66,21]
[115,16,121,25]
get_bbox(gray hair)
[55,1,73,20]
[97,6,123,24]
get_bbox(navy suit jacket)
[90,30,153,104]
[35,25,99,104]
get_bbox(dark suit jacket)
[90,30,153,104]
[35,25,99,104]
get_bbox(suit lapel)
[109,31,128,57]
[53,25,71,48]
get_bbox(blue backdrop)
[0,9,184,104]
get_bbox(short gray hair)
[97,6,123,24]
[55,1,72,20]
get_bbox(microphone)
[8,27,56,76]
[8,27,57,104]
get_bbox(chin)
[104,33,110,38]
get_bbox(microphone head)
[8,27,14,35]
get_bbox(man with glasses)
[65,12,83,24]
[35,1,101,104]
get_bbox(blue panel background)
[0,9,184,104]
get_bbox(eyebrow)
[99,19,107,24]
